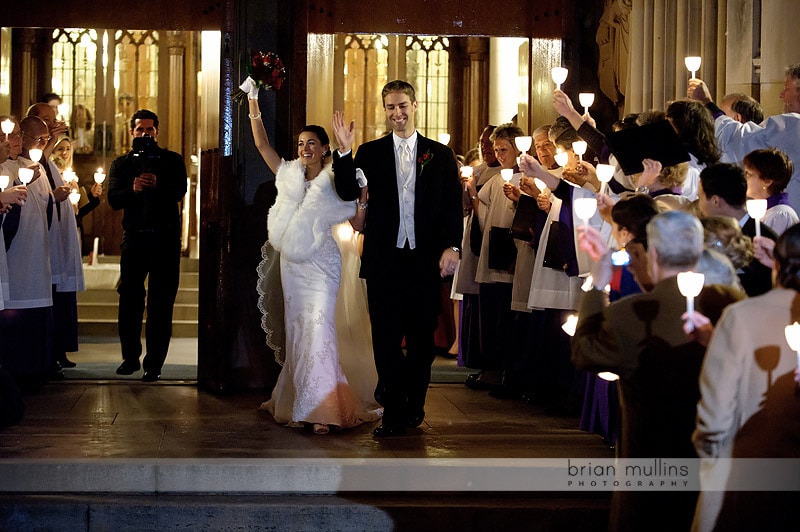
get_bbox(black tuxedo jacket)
[334,133,463,280]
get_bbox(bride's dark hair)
[299,125,332,158]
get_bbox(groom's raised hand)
[332,111,355,154]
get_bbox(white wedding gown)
[258,222,381,429]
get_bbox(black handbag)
[488,226,517,271]
[541,221,567,271]
[509,194,538,241]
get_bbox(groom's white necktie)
[400,139,411,176]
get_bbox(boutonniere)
[417,149,434,175]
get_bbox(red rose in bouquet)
[233,51,287,103]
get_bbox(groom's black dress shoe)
[141,371,161,382]
[373,424,407,437]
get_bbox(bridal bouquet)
[232,51,286,103]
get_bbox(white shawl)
[267,158,356,262]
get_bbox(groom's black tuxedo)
[334,132,462,431]
[335,133,463,279]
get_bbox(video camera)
[132,135,161,173]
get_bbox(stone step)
[76,302,198,321]
[78,287,198,305]
[0,493,610,532]
[78,319,198,338]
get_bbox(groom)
[333,80,463,437]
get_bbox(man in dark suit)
[571,210,742,532]
[696,162,777,296]
[332,80,463,437]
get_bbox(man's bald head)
[19,116,49,150]
[26,102,57,129]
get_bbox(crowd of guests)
[0,95,103,427]
[451,65,800,531]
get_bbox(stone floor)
[0,342,616,531]
[0,380,613,461]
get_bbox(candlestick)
[18,167,34,187]
[551,67,568,90]
[572,140,587,164]
[554,150,569,168]
[746,199,768,238]
[596,163,615,196]
[677,271,705,331]
[460,165,473,192]
[578,93,595,115]
[62,168,77,183]
[574,197,597,228]
[685,56,701,79]
[561,314,578,336]
[514,136,532,154]
[785,322,800,384]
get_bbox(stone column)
[464,37,489,145]
[760,0,800,116]
[165,31,185,154]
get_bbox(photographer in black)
[108,109,187,382]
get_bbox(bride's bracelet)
[248,112,262,120]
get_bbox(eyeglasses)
[23,133,51,143]
[2,132,22,140]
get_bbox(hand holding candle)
[746,199,768,238]
[677,271,705,331]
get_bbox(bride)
[242,78,381,434]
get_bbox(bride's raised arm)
[244,78,282,175]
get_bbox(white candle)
[677,271,705,331]
[746,199,767,239]
[91,237,100,266]
[0,119,13,135]
[94,168,106,184]
[460,165,473,192]
[0,175,8,191]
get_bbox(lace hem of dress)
[256,240,286,366]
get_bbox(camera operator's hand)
[53,184,71,203]
[133,172,157,192]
